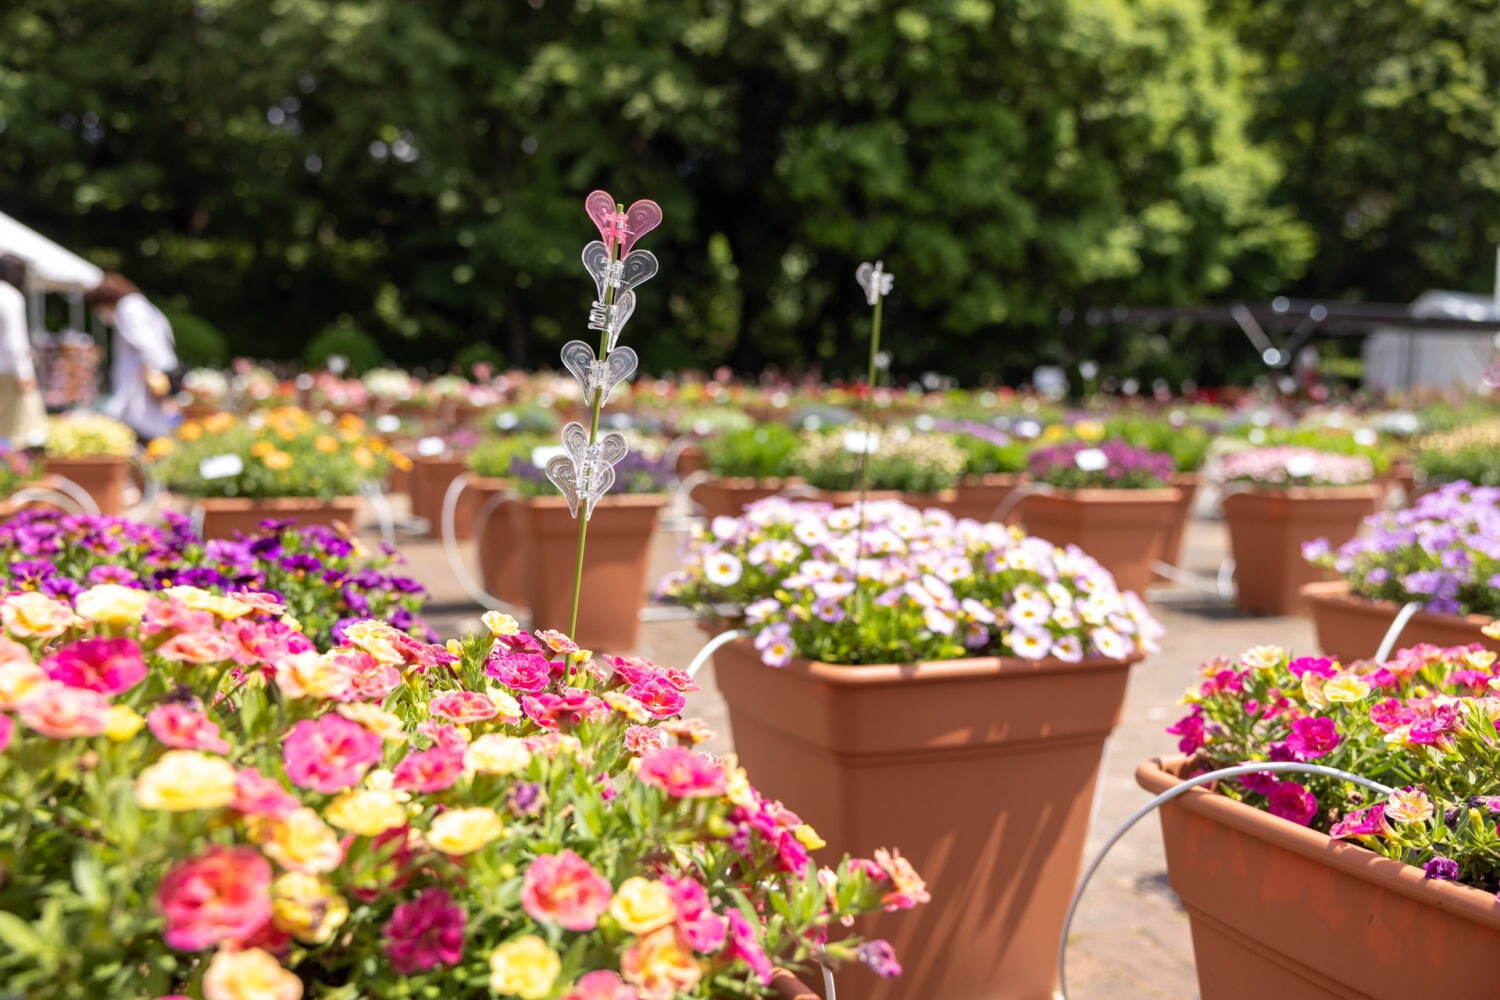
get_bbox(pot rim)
[1220,483,1382,501]
[1301,579,1497,630]
[516,492,670,510]
[720,634,1141,687]
[191,495,362,510]
[1025,486,1184,502]
[1137,754,1500,927]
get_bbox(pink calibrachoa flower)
[16,682,110,738]
[537,628,580,655]
[1266,781,1318,826]
[429,690,499,724]
[637,746,726,799]
[0,713,12,752]
[521,851,613,931]
[1330,803,1390,840]
[662,875,727,953]
[41,637,146,694]
[382,887,466,974]
[721,909,773,985]
[624,676,686,719]
[486,651,553,693]
[154,631,237,665]
[157,846,273,951]
[624,725,669,756]
[392,744,465,793]
[282,714,383,793]
[233,767,300,819]
[522,688,607,730]
[1285,716,1341,760]
[564,970,639,1000]
[148,703,231,754]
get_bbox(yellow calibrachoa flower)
[250,440,275,458]
[486,687,522,722]
[609,876,677,934]
[135,751,238,811]
[481,610,520,636]
[1300,672,1329,710]
[0,660,47,710]
[263,450,293,471]
[342,620,406,666]
[314,434,339,454]
[604,691,653,724]
[1386,787,1434,825]
[336,702,407,741]
[104,704,146,741]
[203,412,236,434]
[2,591,79,638]
[75,583,153,626]
[262,807,343,873]
[146,437,175,459]
[271,871,349,943]
[488,936,560,1000]
[465,734,532,775]
[427,807,504,855]
[1483,620,1500,640]
[1324,673,1372,704]
[622,925,702,997]
[162,586,254,619]
[1239,645,1286,672]
[178,422,203,442]
[794,824,826,851]
[203,947,303,1000]
[324,788,408,837]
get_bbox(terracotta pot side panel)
[1303,582,1499,661]
[44,456,131,516]
[194,497,361,540]
[1224,490,1377,616]
[1015,490,1181,595]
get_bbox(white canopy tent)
[0,210,102,292]
[1363,290,1500,392]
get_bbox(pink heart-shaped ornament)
[584,190,662,254]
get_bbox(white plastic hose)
[439,473,520,614]
[6,482,97,517]
[1375,601,1423,662]
[685,628,746,679]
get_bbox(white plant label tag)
[1074,448,1108,472]
[843,429,880,454]
[1286,454,1317,479]
[199,454,244,480]
[416,436,445,457]
[375,415,400,433]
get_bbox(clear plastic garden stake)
[546,190,662,635]
[848,260,893,619]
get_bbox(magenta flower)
[156,846,272,952]
[0,713,12,753]
[638,746,727,798]
[521,851,612,931]
[1165,711,1205,753]
[486,652,552,693]
[42,637,146,694]
[1329,803,1389,840]
[1285,716,1341,760]
[722,909,774,985]
[148,703,231,754]
[564,970,639,1000]
[282,714,383,793]
[1266,781,1318,826]
[392,744,465,793]
[232,767,299,818]
[664,874,728,953]
[858,939,903,978]
[382,887,466,974]
[428,690,500,724]
[624,676,686,719]
[1287,656,1336,679]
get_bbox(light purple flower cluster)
[1217,446,1373,488]
[1304,481,1500,617]
[1028,439,1175,489]
[663,498,1163,667]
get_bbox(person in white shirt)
[86,272,178,441]
[0,254,46,446]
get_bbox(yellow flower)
[2,592,79,638]
[203,412,236,434]
[262,807,343,873]
[487,687,522,721]
[481,610,520,636]
[250,440,275,458]
[1463,649,1497,671]
[178,422,203,442]
[621,926,702,997]
[794,824,826,851]
[135,751,238,811]
[104,705,146,741]
[324,788,407,837]
[0,659,47,710]
[1324,673,1371,704]
[162,586,253,619]
[315,435,339,454]
[465,734,532,775]
[275,650,351,701]
[146,437,175,459]
[1386,787,1434,825]
[1239,645,1286,672]
[721,755,756,809]
[604,691,653,724]
[1300,672,1329,710]
[271,871,349,943]
[1074,419,1105,441]
[609,876,677,934]
[76,583,153,626]
[427,807,504,855]
[341,620,405,666]
[203,947,303,1000]
[1483,620,1500,640]
[488,936,560,1000]
[263,450,293,471]
[336,702,407,741]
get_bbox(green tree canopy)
[0,0,1310,383]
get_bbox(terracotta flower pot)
[765,970,820,1000]
[1013,487,1183,595]
[1138,755,1500,998]
[693,477,797,521]
[674,443,707,479]
[1302,580,1499,661]
[1152,472,1200,581]
[899,487,958,510]
[1222,486,1379,616]
[943,473,1025,523]
[410,454,478,538]
[192,496,362,540]
[509,494,666,651]
[806,488,902,505]
[470,478,529,608]
[42,455,131,516]
[711,636,1141,1000]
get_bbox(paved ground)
[386,499,1318,1000]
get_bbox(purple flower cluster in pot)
[1303,481,1500,618]
[0,509,431,647]
[1027,439,1175,489]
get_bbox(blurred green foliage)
[0,0,1382,382]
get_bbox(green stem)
[849,289,884,620]
[568,209,623,636]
